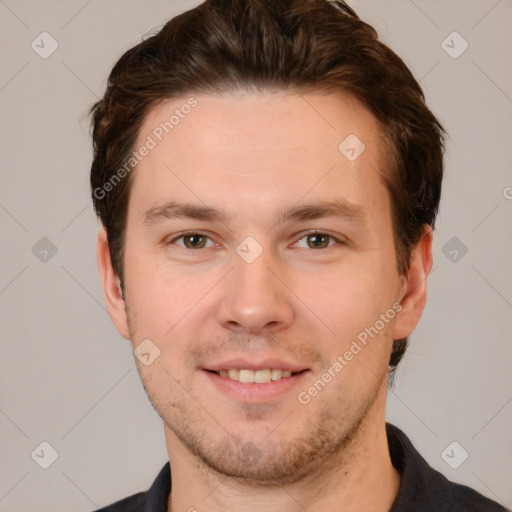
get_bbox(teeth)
[254,369,272,383]
[239,369,255,383]
[271,369,282,380]
[217,368,297,383]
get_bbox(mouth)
[204,368,308,383]
[201,363,310,403]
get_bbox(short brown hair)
[89,0,446,371]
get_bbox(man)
[89,0,508,510]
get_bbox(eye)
[293,231,340,249]
[171,232,216,249]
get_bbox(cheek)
[123,249,177,339]
[123,250,220,343]
[292,264,399,387]
[299,265,392,336]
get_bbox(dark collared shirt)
[94,423,509,511]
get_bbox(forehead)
[130,90,389,226]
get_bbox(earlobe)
[393,226,434,340]
[97,227,131,340]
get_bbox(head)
[91,0,444,485]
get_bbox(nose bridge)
[216,242,294,332]
[235,247,275,293]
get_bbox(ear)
[393,225,433,340]
[97,226,131,340]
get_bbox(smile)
[210,368,302,383]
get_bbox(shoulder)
[422,476,510,511]
[386,423,509,512]
[443,480,510,511]
[91,462,171,512]
[93,492,146,512]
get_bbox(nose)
[216,248,294,334]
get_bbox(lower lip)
[202,370,309,403]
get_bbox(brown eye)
[294,232,338,250]
[172,233,214,249]
[183,234,207,248]
[306,233,331,249]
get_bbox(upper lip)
[203,357,309,373]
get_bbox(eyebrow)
[142,199,367,227]
[143,202,226,225]
[277,200,366,226]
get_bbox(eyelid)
[165,230,218,248]
[164,229,346,249]
[291,230,346,248]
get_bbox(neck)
[166,386,400,512]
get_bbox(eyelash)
[167,230,344,250]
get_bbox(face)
[98,90,430,485]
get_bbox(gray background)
[1,0,511,510]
